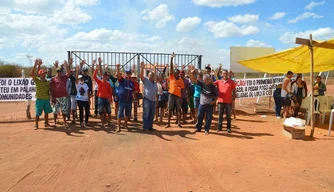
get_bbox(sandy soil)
[0,86,333,192]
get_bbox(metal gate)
[68,51,202,77]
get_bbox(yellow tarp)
[238,38,334,73]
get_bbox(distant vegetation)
[0,60,50,78]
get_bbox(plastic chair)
[304,97,320,125]
[300,97,310,123]
[319,96,333,124]
[329,109,334,136]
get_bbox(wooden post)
[309,34,315,137]
[295,34,316,138]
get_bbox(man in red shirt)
[131,74,140,122]
[93,61,113,128]
[213,69,236,133]
[50,60,71,128]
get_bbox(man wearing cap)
[189,66,218,135]
[165,53,185,128]
[93,61,113,127]
[131,73,140,122]
[75,65,91,127]
[140,62,158,131]
[80,61,93,115]
[205,64,216,82]
[116,64,134,132]
[31,59,53,129]
[50,59,71,128]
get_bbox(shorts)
[168,94,181,110]
[188,96,194,109]
[53,96,68,114]
[158,101,167,108]
[35,99,53,117]
[118,101,132,118]
[70,95,77,110]
[194,97,200,109]
[182,98,188,112]
[98,97,111,115]
[281,97,291,107]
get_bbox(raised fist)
[98,57,102,64]
[69,58,73,64]
[140,61,145,69]
[116,64,121,68]
[171,52,175,58]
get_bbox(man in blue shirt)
[116,64,134,132]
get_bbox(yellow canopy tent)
[238,38,334,73]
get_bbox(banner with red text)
[235,76,285,98]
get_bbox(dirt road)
[0,87,334,192]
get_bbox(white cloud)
[192,0,256,7]
[269,12,286,20]
[53,2,92,24]
[146,36,161,42]
[0,13,66,35]
[74,0,99,6]
[141,4,175,28]
[204,20,259,38]
[280,27,334,44]
[305,1,325,10]
[70,28,140,41]
[288,12,323,23]
[228,14,259,23]
[176,17,202,32]
[246,39,271,47]
[4,0,65,15]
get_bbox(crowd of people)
[31,53,237,135]
[273,71,327,119]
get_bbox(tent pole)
[309,34,315,138]
[257,73,266,103]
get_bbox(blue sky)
[0,0,333,69]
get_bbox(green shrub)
[0,63,21,77]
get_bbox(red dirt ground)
[0,85,333,192]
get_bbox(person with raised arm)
[116,63,134,132]
[75,64,91,127]
[92,59,113,128]
[165,52,185,128]
[140,61,158,132]
[50,59,71,128]
[155,65,169,123]
[189,65,217,135]
[31,58,53,130]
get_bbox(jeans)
[196,104,213,132]
[218,103,232,130]
[143,98,156,130]
[67,96,71,119]
[274,95,281,117]
[77,100,89,124]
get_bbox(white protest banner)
[0,78,36,102]
[235,76,285,98]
